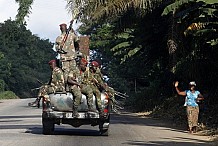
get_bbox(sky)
[0,0,80,42]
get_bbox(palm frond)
[207,38,218,46]
[91,0,162,20]
[15,0,33,24]
[67,0,163,22]
[162,0,196,16]
[197,0,218,4]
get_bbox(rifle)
[92,76,128,99]
[57,20,74,54]
[31,87,41,91]
[114,91,129,99]
[30,79,44,91]
[37,78,44,85]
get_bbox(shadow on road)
[111,112,214,145]
[53,128,100,136]
[112,112,186,132]
[25,126,101,136]
[122,139,211,146]
[0,115,41,119]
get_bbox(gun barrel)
[115,91,129,97]
[37,79,44,85]
[115,92,128,99]
[31,87,40,91]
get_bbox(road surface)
[0,99,213,146]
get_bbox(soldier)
[28,60,65,107]
[89,61,105,114]
[77,58,97,112]
[67,65,82,117]
[55,23,79,91]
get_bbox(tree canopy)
[0,20,54,97]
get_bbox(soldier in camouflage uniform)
[28,60,65,107]
[76,58,97,112]
[38,60,65,99]
[55,23,79,91]
[67,65,82,117]
[89,61,105,114]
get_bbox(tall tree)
[15,0,34,24]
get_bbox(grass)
[0,91,19,100]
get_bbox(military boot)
[28,98,39,107]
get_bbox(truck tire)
[100,128,109,136]
[99,115,110,136]
[42,118,54,135]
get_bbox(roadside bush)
[151,95,188,126]
[0,91,18,99]
[126,88,162,112]
[0,79,6,92]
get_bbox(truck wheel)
[99,120,110,136]
[100,128,109,136]
[42,118,54,135]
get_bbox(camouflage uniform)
[96,67,104,80]
[78,68,95,111]
[55,31,79,90]
[90,68,104,112]
[68,67,82,108]
[38,66,65,100]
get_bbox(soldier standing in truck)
[55,22,79,91]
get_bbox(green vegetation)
[11,0,218,131]
[0,20,54,98]
[70,0,218,130]
[0,91,18,99]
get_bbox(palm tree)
[15,0,34,24]
[162,0,218,74]
[67,0,164,21]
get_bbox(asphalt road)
[0,99,213,146]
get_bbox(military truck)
[42,92,111,136]
[42,36,111,136]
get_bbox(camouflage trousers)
[61,60,77,91]
[90,84,102,111]
[38,85,55,101]
[62,60,77,79]
[186,106,199,129]
[70,85,82,107]
[81,84,94,108]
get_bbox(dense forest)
[2,0,218,130]
[0,20,54,97]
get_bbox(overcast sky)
[0,0,80,42]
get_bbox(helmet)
[189,81,196,86]
[48,60,56,65]
[91,61,99,67]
